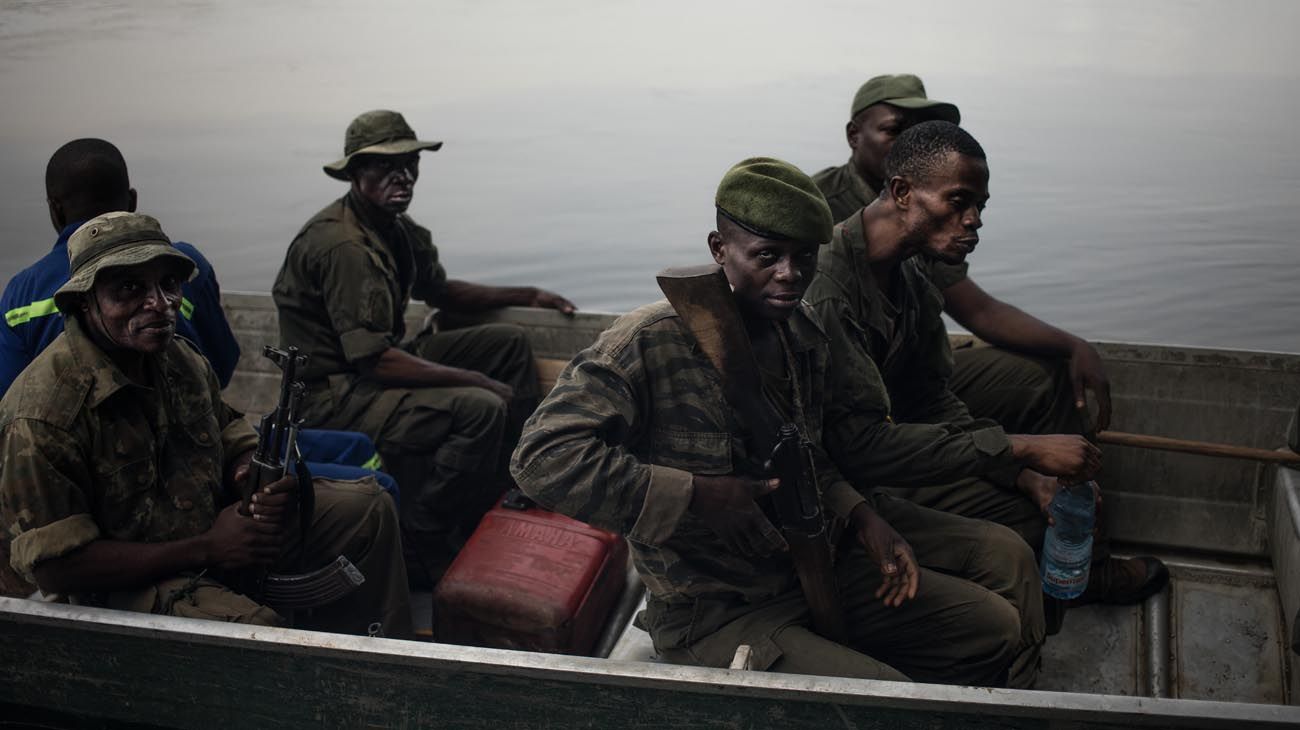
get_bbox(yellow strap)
[361,453,384,471]
[180,297,195,320]
[4,298,58,327]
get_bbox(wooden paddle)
[1095,430,1300,466]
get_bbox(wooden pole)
[1095,430,1300,466]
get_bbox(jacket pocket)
[97,456,158,535]
[649,428,733,475]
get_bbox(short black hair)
[883,120,985,184]
[45,138,130,213]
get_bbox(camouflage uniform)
[273,192,539,566]
[0,316,412,637]
[512,301,1043,687]
[808,213,1095,559]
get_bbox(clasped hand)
[689,474,787,557]
[205,462,298,570]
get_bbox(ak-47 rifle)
[239,345,365,610]
[656,264,847,643]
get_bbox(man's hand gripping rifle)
[242,345,365,610]
[657,265,847,642]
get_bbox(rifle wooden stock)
[656,264,846,642]
[655,265,764,399]
[786,531,847,642]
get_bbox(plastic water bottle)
[1040,481,1096,600]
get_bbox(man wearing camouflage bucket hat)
[275,110,576,587]
[512,158,1041,687]
[0,212,412,637]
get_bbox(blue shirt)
[0,225,397,498]
[0,222,240,397]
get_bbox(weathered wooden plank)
[1,599,1297,730]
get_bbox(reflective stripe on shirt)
[4,296,195,326]
[4,298,57,327]
[361,452,384,471]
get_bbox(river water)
[1,0,1297,352]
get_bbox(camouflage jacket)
[0,316,258,585]
[806,213,1020,487]
[510,301,867,650]
[812,160,968,290]
[273,193,448,382]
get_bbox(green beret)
[851,73,960,124]
[715,157,833,245]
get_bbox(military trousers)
[661,495,1044,689]
[106,477,414,639]
[302,323,540,578]
[942,345,1112,562]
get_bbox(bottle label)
[1041,535,1092,600]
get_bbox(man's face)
[84,259,185,354]
[898,151,989,264]
[709,226,819,322]
[848,104,922,190]
[350,153,420,214]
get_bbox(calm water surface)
[1,0,1297,352]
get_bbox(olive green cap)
[324,110,443,180]
[851,74,960,124]
[53,212,196,313]
[715,157,833,245]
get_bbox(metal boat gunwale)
[2,596,1298,729]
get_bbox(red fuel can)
[433,495,629,655]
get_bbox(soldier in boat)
[273,110,576,587]
[0,212,412,637]
[809,81,1169,609]
[0,138,403,509]
[512,158,1044,687]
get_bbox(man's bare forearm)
[437,279,536,313]
[363,346,492,389]
[32,536,211,596]
[943,278,1084,357]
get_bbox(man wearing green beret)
[808,120,1168,611]
[274,110,575,586]
[0,212,412,636]
[512,158,1044,687]
[813,73,1114,449]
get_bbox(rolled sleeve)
[9,514,99,582]
[0,419,96,581]
[628,465,694,546]
[319,245,398,364]
[339,328,393,363]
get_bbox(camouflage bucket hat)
[851,74,960,124]
[323,110,443,180]
[53,212,196,313]
[716,157,833,245]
